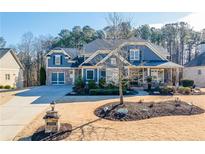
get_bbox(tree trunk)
[118,64,124,105]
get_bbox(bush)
[88,80,97,89]
[99,78,106,88]
[74,77,85,93]
[159,86,175,95]
[4,85,11,89]
[181,79,194,87]
[178,86,191,95]
[40,67,46,85]
[106,81,118,89]
[0,85,3,89]
[89,89,126,95]
[146,76,152,91]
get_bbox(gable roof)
[46,47,79,59]
[0,48,10,59]
[82,39,113,53]
[0,48,24,69]
[185,52,205,67]
[82,37,169,60]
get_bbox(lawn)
[14,94,205,141]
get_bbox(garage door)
[51,72,65,85]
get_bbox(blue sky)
[0,12,191,46]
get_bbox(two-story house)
[45,38,183,86]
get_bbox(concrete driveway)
[0,85,72,141]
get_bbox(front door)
[51,72,65,85]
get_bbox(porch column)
[142,68,144,83]
[97,68,100,84]
[147,68,150,76]
[81,68,84,79]
[170,68,173,83]
[72,69,75,84]
[176,68,179,87]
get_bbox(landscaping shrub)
[88,80,97,89]
[74,77,85,93]
[99,78,106,88]
[178,86,191,95]
[106,81,118,89]
[0,85,3,89]
[159,86,175,95]
[40,67,46,85]
[181,79,194,87]
[146,76,152,91]
[4,85,11,89]
[89,89,126,95]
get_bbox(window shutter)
[53,56,55,65]
[60,55,63,65]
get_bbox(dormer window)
[55,55,61,65]
[130,49,140,60]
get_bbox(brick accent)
[46,68,74,85]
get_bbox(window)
[130,49,140,60]
[55,55,61,65]
[86,69,94,80]
[198,69,202,75]
[100,70,106,78]
[5,74,10,80]
[111,58,116,65]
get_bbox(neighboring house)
[183,51,205,87]
[0,48,24,88]
[46,38,183,86]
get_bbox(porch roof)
[132,61,183,68]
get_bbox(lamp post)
[50,101,56,111]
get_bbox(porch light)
[50,101,56,111]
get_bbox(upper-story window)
[54,55,61,65]
[130,49,140,60]
[111,58,117,65]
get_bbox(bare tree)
[105,13,132,104]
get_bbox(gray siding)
[122,45,165,64]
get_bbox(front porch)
[128,67,182,87]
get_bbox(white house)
[0,48,24,88]
[183,51,205,87]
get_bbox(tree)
[105,13,132,105]
[40,67,46,85]
[17,32,34,87]
[137,24,151,40]
[0,37,6,48]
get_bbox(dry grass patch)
[15,95,205,141]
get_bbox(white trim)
[96,49,131,66]
[47,67,73,69]
[79,50,111,66]
[130,48,140,60]
[46,49,70,58]
[55,55,61,65]
[51,72,65,85]
[86,69,94,80]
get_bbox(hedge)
[89,89,126,95]
[181,79,194,87]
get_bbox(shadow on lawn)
[17,118,117,141]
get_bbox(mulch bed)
[31,123,72,141]
[94,100,205,121]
